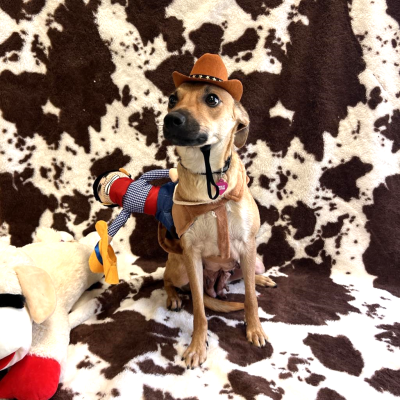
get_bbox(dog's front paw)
[246,323,269,347]
[166,292,182,311]
[255,274,277,288]
[182,339,207,369]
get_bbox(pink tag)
[217,179,228,195]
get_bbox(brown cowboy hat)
[172,53,243,101]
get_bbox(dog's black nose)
[164,112,186,129]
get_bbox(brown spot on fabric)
[236,0,283,20]
[304,334,364,376]
[255,200,279,226]
[46,0,120,152]
[282,201,317,239]
[321,214,349,238]
[0,0,45,22]
[320,157,372,201]
[228,369,284,400]
[52,213,74,236]
[0,171,57,246]
[305,238,324,257]
[257,226,295,269]
[363,303,383,318]
[363,174,400,297]
[279,372,292,379]
[125,0,185,52]
[279,0,366,161]
[375,322,400,347]
[365,368,400,396]
[0,32,24,58]
[82,208,113,237]
[287,357,308,372]
[230,70,293,155]
[129,107,161,146]
[145,52,195,97]
[131,277,163,301]
[222,28,259,58]
[368,86,383,109]
[122,84,132,107]
[386,0,400,25]
[264,29,285,63]
[61,190,91,225]
[51,384,78,400]
[259,174,271,190]
[111,388,120,397]
[71,309,180,379]
[277,172,288,191]
[90,149,131,177]
[134,258,165,274]
[305,373,325,386]
[137,359,185,375]
[208,318,273,366]
[374,110,400,153]
[130,213,168,261]
[0,71,62,147]
[76,359,94,369]
[316,388,346,400]
[189,23,224,59]
[142,385,197,400]
[97,281,133,320]
[257,253,359,324]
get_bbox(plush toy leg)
[89,220,119,284]
[0,354,60,400]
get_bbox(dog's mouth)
[163,129,208,147]
[163,110,209,147]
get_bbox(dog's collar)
[179,154,231,176]
[179,146,232,200]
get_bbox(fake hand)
[0,354,60,400]
[169,168,179,182]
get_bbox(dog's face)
[163,83,249,149]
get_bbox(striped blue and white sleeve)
[139,169,170,183]
[108,209,131,237]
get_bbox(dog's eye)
[205,94,220,107]
[168,95,178,109]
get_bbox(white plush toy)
[0,228,103,400]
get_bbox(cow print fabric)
[1,0,400,399]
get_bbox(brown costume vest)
[158,161,249,260]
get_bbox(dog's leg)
[240,238,268,347]
[182,249,207,368]
[164,254,188,311]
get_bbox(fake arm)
[108,208,131,238]
[139,169,170,182]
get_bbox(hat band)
[189,74,223,82]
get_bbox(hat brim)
[172,71,243,102]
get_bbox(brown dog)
[162,79,276,369]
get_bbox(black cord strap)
[200,145,220,200]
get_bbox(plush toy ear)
[233,101,250,149]
[14,265,56,324]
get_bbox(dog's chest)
[183,200,252,257]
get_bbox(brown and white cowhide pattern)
[1,0,400,399]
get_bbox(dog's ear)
[233,101,250,148]
[14,265,56,324]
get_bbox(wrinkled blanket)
[0,0,400,399]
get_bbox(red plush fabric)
[109,177,133,206]
[0,354,60,400]
[144,186,160,216]
[0,352,15,371]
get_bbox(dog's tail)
[203,295,244,312]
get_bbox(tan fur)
[164,83,272,368]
